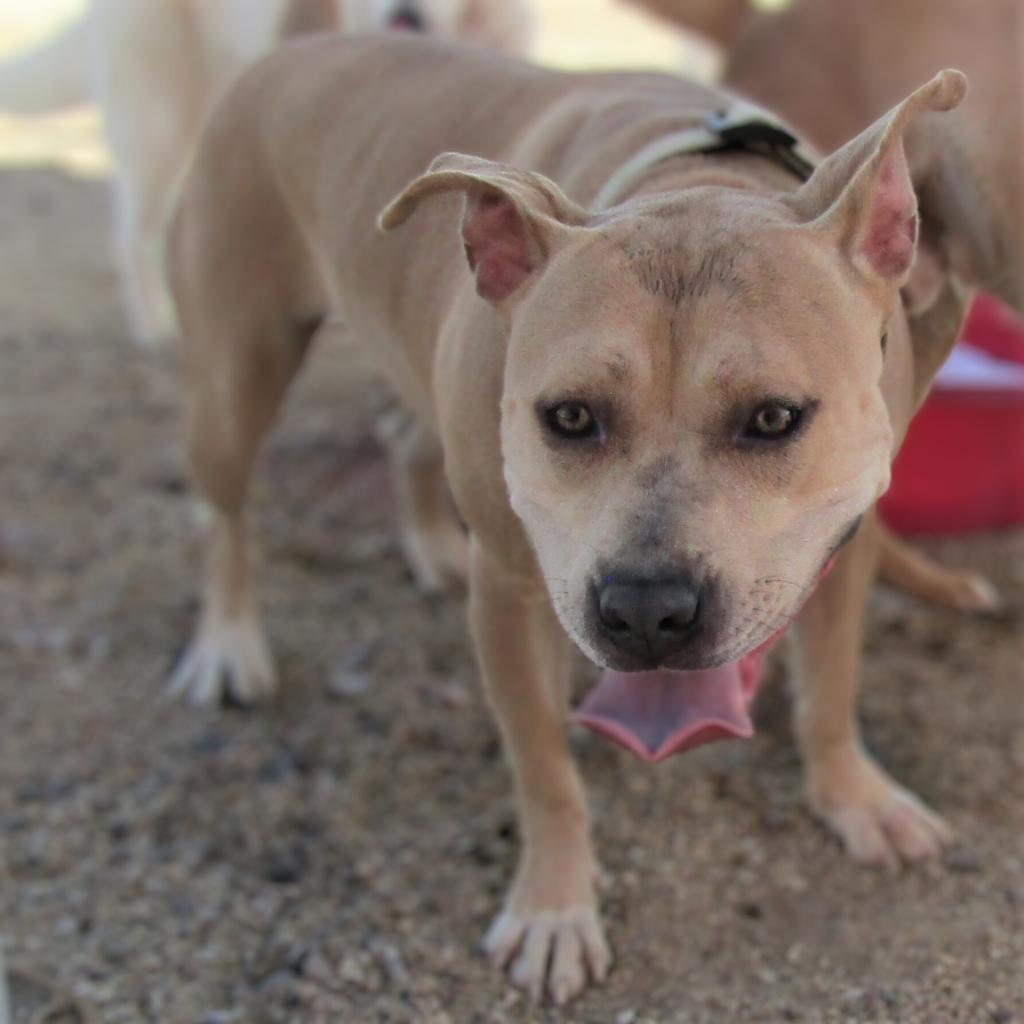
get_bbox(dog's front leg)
[790,511,952,867]
[469,538,611,1004]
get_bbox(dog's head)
[381,71,967,671]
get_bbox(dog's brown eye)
[744,402,801,441]
[546,401,596,439]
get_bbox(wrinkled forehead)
[607,191,867,330]
[511,193,876,388]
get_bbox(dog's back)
[172,34,736,384]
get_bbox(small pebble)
[326,670,371,698]
[944,846,983,873]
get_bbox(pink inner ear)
[463,191,535,302]
[861,145,918,281]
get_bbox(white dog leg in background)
[91,0,205,346]
[108,161,182,347]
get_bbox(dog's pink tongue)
[573,661,756,762]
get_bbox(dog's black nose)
[596,574,703,662]
[389,6,426,30]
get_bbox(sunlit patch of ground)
[0,0,106,175]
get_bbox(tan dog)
[169,35,977,1001]
[0,0,533,346]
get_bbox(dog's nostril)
[658,612,688,634]
[598,574,704,655]
[598,593,631,633]
[659,584,701,632]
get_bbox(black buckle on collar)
[705,109,815,183]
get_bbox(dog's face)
[381,71,966,671]
[500,194,895,669]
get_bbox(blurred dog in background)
[0,0,533,345]
[627,0,1023,318]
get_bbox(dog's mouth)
[573,642,770,763]
[573,556,840,762]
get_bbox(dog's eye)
[743,401,801,441]
[546,401,596,439]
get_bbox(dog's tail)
[876,522,1000,613]
[0,12,93,115]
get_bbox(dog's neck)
[591,106,816,212]
[618,151,800,207]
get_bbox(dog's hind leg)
[789,512,952,867]
[168,502,276,708]
[165,67,329,705]
[876,521,1000,612]
[168,314,317,705]
[376,406,468,593]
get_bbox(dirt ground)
[1,162,1023,1023]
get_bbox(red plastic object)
[962,293,1024,365]
[881,295,1024,535]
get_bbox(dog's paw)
[167,615,276,706]
[809,752,951,868]
[484,903,611,1005]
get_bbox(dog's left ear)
[790,69,967,296]
[379,152,588,307]
[791,70,971,404]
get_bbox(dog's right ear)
[789,70,972,405]
[379,153,588,307]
